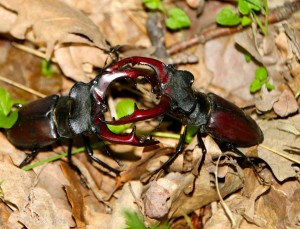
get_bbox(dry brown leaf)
[0,162,34,210]
[169,156,243,218]
[32,163,74,227]
[205,193,266,229]
[242,185,270,226]
[0,132,27,166]
[0,0,109,58]
[0,0,110,82]
[205,35,257,101]
[54,45,108,82]
[255,180,300,229]
[108,181,143,229]
[9,188,69,229]
[119,146,174,183]
[257,114,300,181]
[61,163,85,228]
[255,86,280,112]
[0,203,12,228]
[143,181,170,219]
[273,89,299,117]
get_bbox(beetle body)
[7,95,61,149]
[6,81,92,150]
[204,93,263,147]
[185,92,263,147]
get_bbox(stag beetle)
[7,56,263,176]
[98,57,263,173]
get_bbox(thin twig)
[125,10,147,34]
[167,0,300,55]
[11,42,57,63]
[259,144,300,164]
[215,155,236,228]
[0,75,46,98]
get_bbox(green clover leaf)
[166,8,190,30]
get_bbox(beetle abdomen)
[205,93,263,147]
[7,95,59,149]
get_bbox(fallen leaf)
[205,35,257,101]
[257,114,300,181]
[273,89,299,117]
[255,86,280,112]
[0,0,110,81]
[169,152,243,218]
[0,162,34,210]
[108,181,143,229]
[54,45,108,82]
[9,188,69,229]
[0,203,12,228]
[0,0,109,59]
[32,163,74,227]
[143,181,170,219]
[61,163,86,228]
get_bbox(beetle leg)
[196,132,207,173]
[19,149,39,168]
[98,141,124,167]
[152,124,188,173]
[82,135,121,175]
[226,143,268,185]
[67,139,76,168]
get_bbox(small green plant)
[41,60,56,76]
[216,0,268,36]
[0,88,19,129]
[124,210,170,229]
[143,0,190,30]
[250,66,274,93]
[107,99,136,134]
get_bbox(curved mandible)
[106,56,170,85]
[104,96,171,125]
[91,69,158,103]
[93,114,159,146]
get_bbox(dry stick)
[167,0,300,55]
[125,10,147,34]
[259,144,300,164]
[0,75,46,98]
[215,155,237,228]
[11,42,57,63]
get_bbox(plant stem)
[252,11,267,36]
